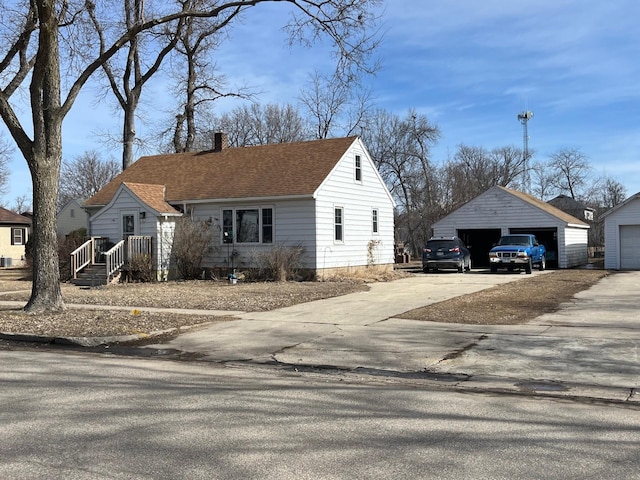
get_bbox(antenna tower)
[517,110,534,192]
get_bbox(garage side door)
[620,225,640,269]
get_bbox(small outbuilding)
[432,186,589,269]
[602,192,640,270]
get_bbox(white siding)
[315,139,395,269]
[57,200,89,237]
[201,199,317,270]
[434,187,565,234]
[561,227,589,268]
[604,196,640,270]
[90,189,147,241]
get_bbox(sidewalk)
[143,271,640,403]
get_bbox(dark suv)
[422,237,471,273]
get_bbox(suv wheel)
[539,255,546,271]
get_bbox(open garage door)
[510,227,558,269]
[457,229,502,268]
[620,225,640,269]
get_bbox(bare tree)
[10,195,32,215]
[0,0,382,313]
[530,159,556,201]
[0,137,11,199]
[361,109,441,253]
[58,150,120,210]
[209,103,309,147]
[299,70,372,139]
[442,144,527,207]
[548,147,592,199]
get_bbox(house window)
[222,210,233,243]
[334,207,343,242]
[222,207,273,244]
[372,209,379,234]
[355,155,362,182]
[236,209,259,243]
[123,214,135,238]
[262,208,273,243]
[70,209,75,218]
[11,228,25,245]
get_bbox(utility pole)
[517,111,534,193]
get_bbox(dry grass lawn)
[398,268,610,324]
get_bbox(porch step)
[70,263,108,287]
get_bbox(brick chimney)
[214,132,228,152]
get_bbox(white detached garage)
[432,186,590,269]
[602,192,640,270]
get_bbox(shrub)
[171,217,214,280]
[126,253,154,283]
[251,244,305,281]
[57,228,88,281]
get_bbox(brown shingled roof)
[86,137,358,207]
[498,186,588,226]
[0,206,31,225]
[123,183,180,215]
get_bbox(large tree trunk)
[25,0,64,313]
[26,151,63,313]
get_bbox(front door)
[122,211,137,239]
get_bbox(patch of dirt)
[397,269,610,324]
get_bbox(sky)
[3,0,640,208]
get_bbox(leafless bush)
[58,228,87,281]
[126,254,154,283]
[251,244,305,281]
[172,217,214,280]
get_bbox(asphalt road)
[1,349,639,480]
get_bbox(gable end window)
[222,207,273,244]
[11,228,25,245]
[372,209,379,234]
[355,155,362,182]
[334,207,344,242]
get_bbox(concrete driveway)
[146,270,640,402]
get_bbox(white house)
[0,206,31,267]
[82,135,396,280]
[432,186,590,269]
[602,192,640,270]
[57,199,89,237]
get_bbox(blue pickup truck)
[489,234,546,274]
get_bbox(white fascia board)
[173,194,314,205]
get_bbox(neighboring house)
[602,192,640,270]
[547,195,595,222]
[0,206,31,267]
[82,135,396,279]
[432,185,590,269]
[57,199,89,237]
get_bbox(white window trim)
[334,206,344,243]
[221,206,274,244]
[354,154,362,183]
[372,208,379,235]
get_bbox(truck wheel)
[525,259,532,274]
[423,266,430,274]
[539,255,546,271]
[490,265,497,273]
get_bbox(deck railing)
[70,236,153,281]
[70,238,94,279]
[104,240,125,280]
[127,235,153,261]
